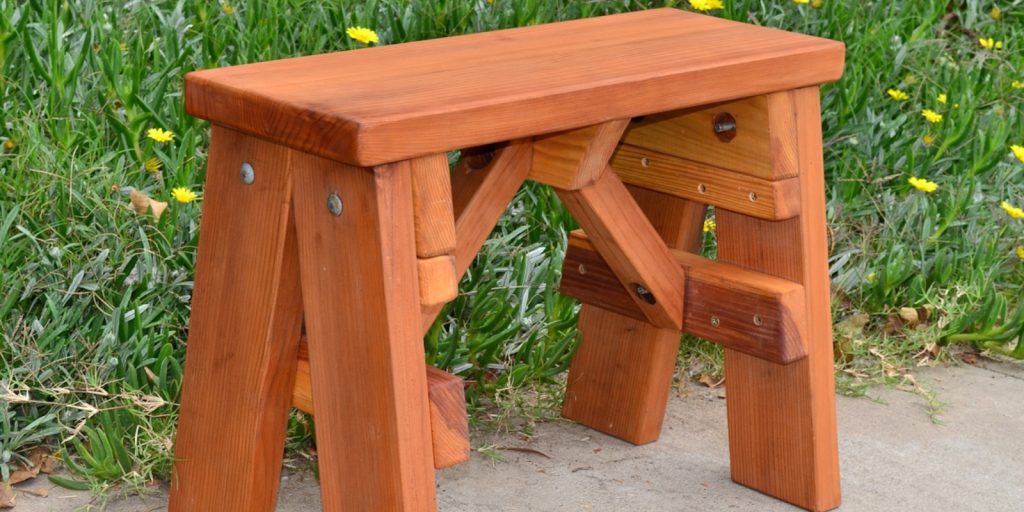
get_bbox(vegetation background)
[0,0,1022,493]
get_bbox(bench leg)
[291,153,437,511]
[562,187,705,444]
[170,127,303,511]
[715,87,841,511]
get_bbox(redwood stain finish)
[174,9,843,512]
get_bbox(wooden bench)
[170,8,845,512]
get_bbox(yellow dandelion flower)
[908,176,939,193]
[688,0,723,11]
[866,272,877,284]
[922,134,935,146]
[1012,80,1024,90]
[1001,201,1024,220]
[793,0,809,4]
[921,109,943,124]
[979,38,1003,50]
[937,93,947,105]
[887,89,909,101]
[146,127,175,143]
[1017,246,1024,259]
[1012,145,1024,164]
[703,218,716,233]
[2,139,13,152]
[346,26,379,45]
[222,3,235,15]
[144,157,162,173]
[812,0,823,7]
[991,7,1002,20]
[171,187,198,204]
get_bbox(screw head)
[753,314,764,326]
[748,191,759,202]
[327,192,343,217]
[640,157,652,168]
[633,284,656,305]
[710,316,721,327]
[712,112,737,142]
[240,162,255,184]
[697,183,707,194]
[578,264,587,275]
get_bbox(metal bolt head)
[327,192,343,217]
[634,284,656,305]
[712,112,737,142]
[711,316,721,327]
[240,162,255,184]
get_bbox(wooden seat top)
[186,8,844,166]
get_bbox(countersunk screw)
[748,191,759,202]
[753,314,764,326]
[327,192,343,217]
[712,112,737,143]
[711,316,721,327]
[240,162,255,184]
[634,284,656,305]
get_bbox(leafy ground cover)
[0,0,1022,494]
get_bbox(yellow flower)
[1017,246,1024,259]
[688,0,724,11]
[937,93,947,105]
[703,218,716,233]
[979,37,1003,50]
[922,134,935,146]
[171,187,198,204]
[2,139,13,152]
[887,89,909,101]
[1012,145,1024,164]
[921,109,943,124]
[1013,80,1024,90]
[991,7,1002,20]
[346,26,379,45]
[908,176,939,193]
[812,0,823,7]
[146,127,175,143]
[793,0,809,4]
[144,157,162,173]
[222,3,235,15]
[1001,201,1024,220]
[866,272,877,284]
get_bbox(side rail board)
[560,231,808,364]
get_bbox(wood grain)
[421,139,532,333]
[411,153,457,258]
[292,340,470,470]
[556,168,686,330]
[530,119,629,189]
[611,144,801,220]
[417,255,458,307]
[561,188,705,445]
[560,231,808,364]
[716,87,840,511]
[185,9,845,166]
[292,155,436,511]
[169,127,302,512]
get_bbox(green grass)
[0,0,1022,489]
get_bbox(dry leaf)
[898,307,919,326]
[698,374,724,388]
[20,488,48,498]
[7,464,39,486]
[0,482,14,509]
[129,189,168,221]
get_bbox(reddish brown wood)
[421,139,533,332]
[716,87,840,511]
[291,339,470,470]
[611,144,801,220]
[530,119,629,189]
[169,127,303,512]
[561,188,705,444]
[411,153,457,258]
[292,155,436,511]
[417,255,459,307]
[185,9,845,166]
[560,231,808,364]
[556,168,686,330]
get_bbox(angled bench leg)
[170,127,303,511]
[715,87,841,512]
[562,187,705,444]
[291,153,436,511]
